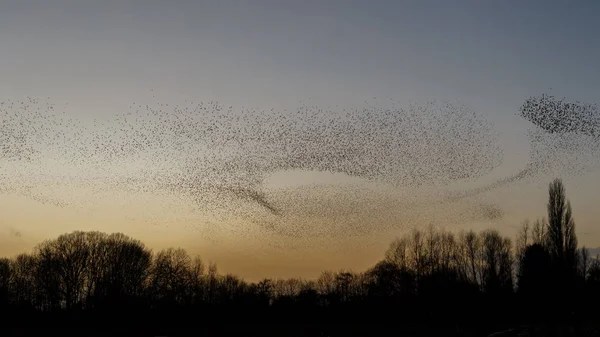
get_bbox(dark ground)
[1,323,599,337]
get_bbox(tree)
[297,280,319,308]
[367,260,411,298]
[586,256,600,308]
[334,270,355,302]
[409,229,427,281]
[547,179,578,291]
[588,256,600,284]
[34,231,152,311]
[255,278,273,306]
[188,255,206,305]
[385,237,408,270]
[460,230,484,288]
[439,231,456,274]
[425,225,442,276]
[481,230,510,295]
[517,243,552,318]
[516,220,530,262]
[205,261,219,305]
[579,247,590,282]
[9,254,38,308]
[37,232,91,310]
[0,258,10,306]
[531,218,547,246]
[35,245,62,311]
[150,248,191,306]
[316,270,336,306]
[1,224,598,329]
[564,201,578,277]
[98,233,152,307]
[547,179,567,261]
[219,274,246,304]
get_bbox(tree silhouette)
[255,278,273,306]
[548,181,578,264]
[548,179,567,261]
[0,178,597,336]
[517,243,552,319]
[0,258,9,307]
[588,256,600,287]
[150,247,192,307]
[546,179,579,303]
[579,247,590,282]
[9,254,37,308]
[187,255,206,306]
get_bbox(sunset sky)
[1,0,600,281]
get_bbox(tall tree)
[547,179,578,288]
[547,179,567,262]
[564,201,578,276]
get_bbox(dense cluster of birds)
[1,94,598,240]
[449,94,600,201]
[520,94,600,137]
[521,94,600,176]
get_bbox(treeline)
[0,179,599,333]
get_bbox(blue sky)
[2,0,598,109]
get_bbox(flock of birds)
[445,94,600,202]
[1,94,599,241]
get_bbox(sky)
[1,0,600,281]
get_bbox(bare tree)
[588,255,600,284]
[334,270,355,302]
[439,230,456,274]
[82,231,107,308]
[579,247,590,281]
[516,221,530,285]
[316,270,336,306]
[352,272,371,299]
[409,229,427,281]
[367,260,407,297]
[9,254,38,307]
[316,270,336,296]
[256,278,273,305]
[35,245,62,311]
[385,237,408,270]
[188,255,206,305]
[36,232,91,310]
[0,258,11,305]
[531,218,547,246]
[150,248,192,306]
[481,230,501,293]
[220,274,246,303]
[273,278,302,299]
[498,237,514,293]
[102,233,152,303]
[461,230,483,287]
[206,261,219,304]
[425,225,441,276]
[516,220,530,262]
